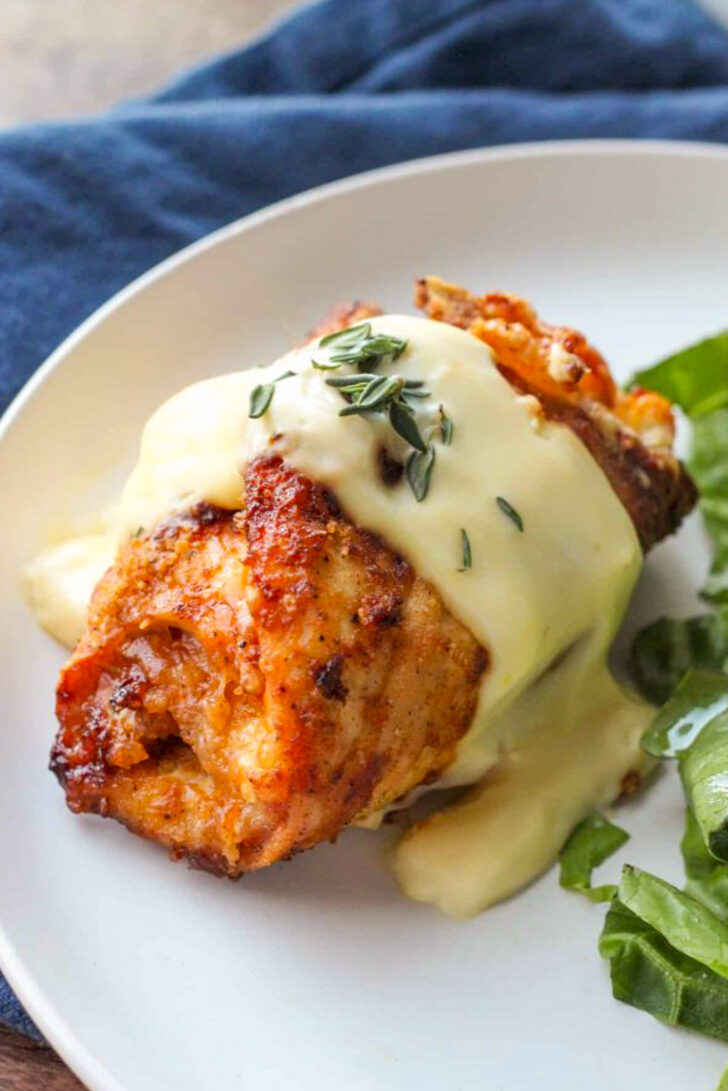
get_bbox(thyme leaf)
[406,445,435,502]
[249,382,275,418]
[339,376,405,417]
[311,358,341,370]
[439,405,454,445]
[248,370,295,418]
[319,322,372,348]
[457,528,472,571]
[389,399,428,452]
[496,495,524,532]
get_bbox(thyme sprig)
[326,372,429,454]
[316,322,407,371]
[319,325,456,503]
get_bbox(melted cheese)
[24,533,116,650]
[391,640,652,918]
[25,315,647,915]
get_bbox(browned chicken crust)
[51,278,697,876]
[53,459,486,874]
[415,276,697,551]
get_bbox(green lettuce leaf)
[590,335,728,1058]
[642,671,728,758]
[692,409,728,603]
[632,330,728,417]
[558,813,629,902]
[629,610,728,706]
[632,336,728,599]
[618,865,728,978]
[639,671,728,860]
[679,692,728,862]
[599,898,728,1043]
[682,808,728,922]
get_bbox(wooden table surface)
[0,1024,84,1090]
[0,2,296,1086]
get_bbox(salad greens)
[683,808,728,921]
[558,813,628,902]
[633,329,728,417]
[557,327,728,1079]
[617,865,728,978]
[641,671,728,760]
[638,670,728,859]
[630,609,728,706]
[679,684,728,862]
[692,408,728,603]
[597,820,728,1046]
[632,332,728,601]
[599,895,728,1044]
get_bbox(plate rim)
[2,136,728,1091]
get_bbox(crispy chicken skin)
[51,278,697,875]
[53,459,486,874]
[415,276,696,550]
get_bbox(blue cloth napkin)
[2,0,728,1044]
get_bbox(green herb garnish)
[406,445,435,502]
[332,374,428,457]
[457,528,472,572]
[327,374,422,400]
[496,496,524,532]
[319,324,369,348]
[339,375,404,416]
[558,813,629,903]
[400,388,432,407]
[320,327,460,501]
[317,323,407,371]
[248,382,275,418]
[311,358,342,370]
[326,365,431,490]
[324,372,381,388]
[439,405,454,445]
[248,370,295,418]
[389,399,427,453]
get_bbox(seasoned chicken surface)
[51,279,696,875]
[53,458,486,874]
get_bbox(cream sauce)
[24,533,116,650]
[25,315,647,914]
[391,639,652,918]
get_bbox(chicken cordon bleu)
[25,277,696,918]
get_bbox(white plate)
[0,141,726,1091]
